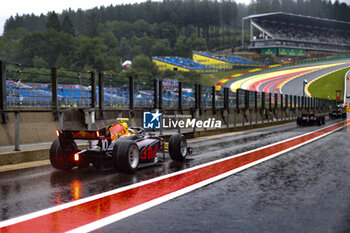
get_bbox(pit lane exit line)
[0,119,349,233]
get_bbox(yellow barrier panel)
[193,54,228,65]
[152,59,190,72]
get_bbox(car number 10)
[101,139,109,151]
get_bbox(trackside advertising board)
[261,48,277,55]
[279,48,306,56]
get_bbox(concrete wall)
[0,106,329,147]
[0,111,59,146]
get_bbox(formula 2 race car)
[329,109,347,119]
[296,113,325,126]
[50,118,192,173]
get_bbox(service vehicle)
[296,113,325,126]
[329,109,347,119]
[50,118,192,173]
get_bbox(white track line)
[68,120,350,232]
[0,120,348,230]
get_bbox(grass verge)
[308,67,350,100]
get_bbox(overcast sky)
[0,0,349,35]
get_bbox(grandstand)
[243,12,350,54]
[152,56,216,73]
[193,51,262,69]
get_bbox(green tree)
[61,14,75,35]
[174,35,191,58]
[72,36,107,69]
[55,54,67,68]
[119,37,132,59]
[0,37,21,62]
[84,11,99,37]
[46,11,61,31]
[4,16,17,32]
[3,27,29,40]
[19,30,74,66]
[32,56,48,67]
[101,31,118,48]
[187,34,207,52]
[150,39,172,56]
[131,54,158,75]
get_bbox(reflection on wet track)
[0,120,343,217]
[0,118,350,232]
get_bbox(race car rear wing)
[57,129,101,140]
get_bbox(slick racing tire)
[169,134,188,161]
[113,140,139,173]
[317,118,321,126]
[296,117,302,126]
[50,138,77,170]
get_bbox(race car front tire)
[169,134,188,161]
[50,138,77,170]
[113,140,139,173]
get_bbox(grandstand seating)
[152,56,216,71]
[245,12,350,53]
[194,51,262,65]
[256,20,350,46]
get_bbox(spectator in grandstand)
[254,19,350,51]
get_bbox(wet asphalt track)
[281,62,350,96]
[259,62,350,96]
[1,117,350,232]
[223,60,350,95]
[103,122,350,233]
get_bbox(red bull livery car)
[50,118,192,173]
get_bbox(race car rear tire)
[317,118,321,126]
[50,138,77,170]
[342,113,347,118]
[169,134,188,161]
[113,140,139,173]
[296,117,301,126]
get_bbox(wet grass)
[308,67,349,100]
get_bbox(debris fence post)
[0,61,7,123]
[91,71,96,109]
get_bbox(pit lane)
[102,120,350,233]
[0,117,349,232]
